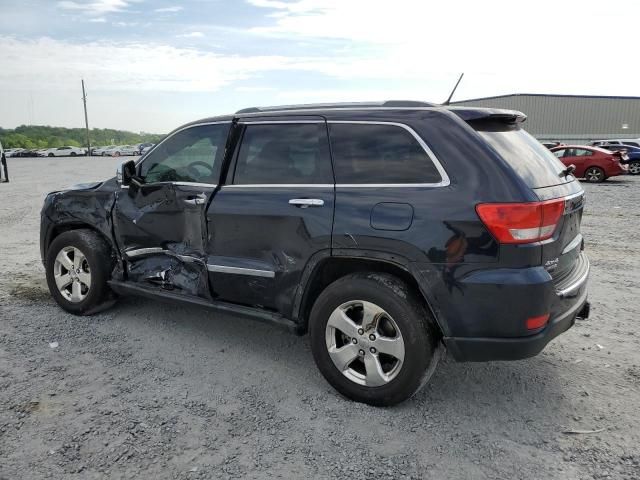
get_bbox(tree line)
[0,125,165,149]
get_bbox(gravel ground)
[1,156,639,480]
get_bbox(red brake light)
[526,313,550,330]
[476,199,565,244]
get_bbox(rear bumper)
[444,288,589,362]
[436,251,590,362]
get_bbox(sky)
[1,0,639,133]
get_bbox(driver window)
[140,123,229,184]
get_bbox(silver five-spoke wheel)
[325,300,405,387]
[54,246,91,303]
[585,167,604,182]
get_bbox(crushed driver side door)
[113,121,231,299]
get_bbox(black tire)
[628,160,640,175]
[309,272,441,406]
[45,229,116,315]
[48,153,54,157]
[70,152,77,157]
[584,166,605,183]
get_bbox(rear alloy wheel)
[310,273,441,406]
[325,300,406,387]
[629,161,640,175]
[584,166,605,183]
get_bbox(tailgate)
[534,186,586,288]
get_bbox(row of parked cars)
[3,143,156,158]
[90,143,155,156]
[542,138,640,182]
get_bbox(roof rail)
[235,100,437,114]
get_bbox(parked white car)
[4,148,24,157]
[91,146,111,156]
[140,144,155,155]
[106,145,138,157]
[43,146,87,157]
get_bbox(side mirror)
[116,160,137,186]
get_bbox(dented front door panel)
[113,182,215,298]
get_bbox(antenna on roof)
[443,73,464,105]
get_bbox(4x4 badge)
[544,258,559,271]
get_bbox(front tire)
[584,166,605,183]
[45,229,115,315]
[309,273,441,406]
[629,161,640,175]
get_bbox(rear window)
[475,125,571,188]
[328,123,442,184]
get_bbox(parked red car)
[550,145,628,182]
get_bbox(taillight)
[476,199,565,244]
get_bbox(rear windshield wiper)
[560,164,576,178]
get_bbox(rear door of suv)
[205,116,335,316]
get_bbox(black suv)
[40,101,590,406]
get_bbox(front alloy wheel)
[326,300,405,387]
[629,161,640,175]
[54,246,91,303]
[45,229,116,315]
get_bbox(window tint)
[623,141,640,147]
[140,124,229,184]
[233,123,332,184]
[553,149,566,158]
[328,123,442,184]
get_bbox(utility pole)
[81,79,91,155]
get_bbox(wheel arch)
[46,222,116,260]
[293,253,444,336]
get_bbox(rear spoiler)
[446,107,527,124]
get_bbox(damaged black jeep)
[41,101,590,406]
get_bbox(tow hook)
[576,301,591,320]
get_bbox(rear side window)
[573,149,593,157]
[328,123,442,184]
[233,123,333,184]
[475,125,570,188]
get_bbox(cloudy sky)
[1,0,639,133]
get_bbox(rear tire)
[70,152,76,157]
[45,229,116,315]
[584,166,605,183]
[629,161,640,175]
[309,272,441,406]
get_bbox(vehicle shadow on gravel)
[105,296,570,424]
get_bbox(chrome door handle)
[289,198,324,208]
[184,193,206,206]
